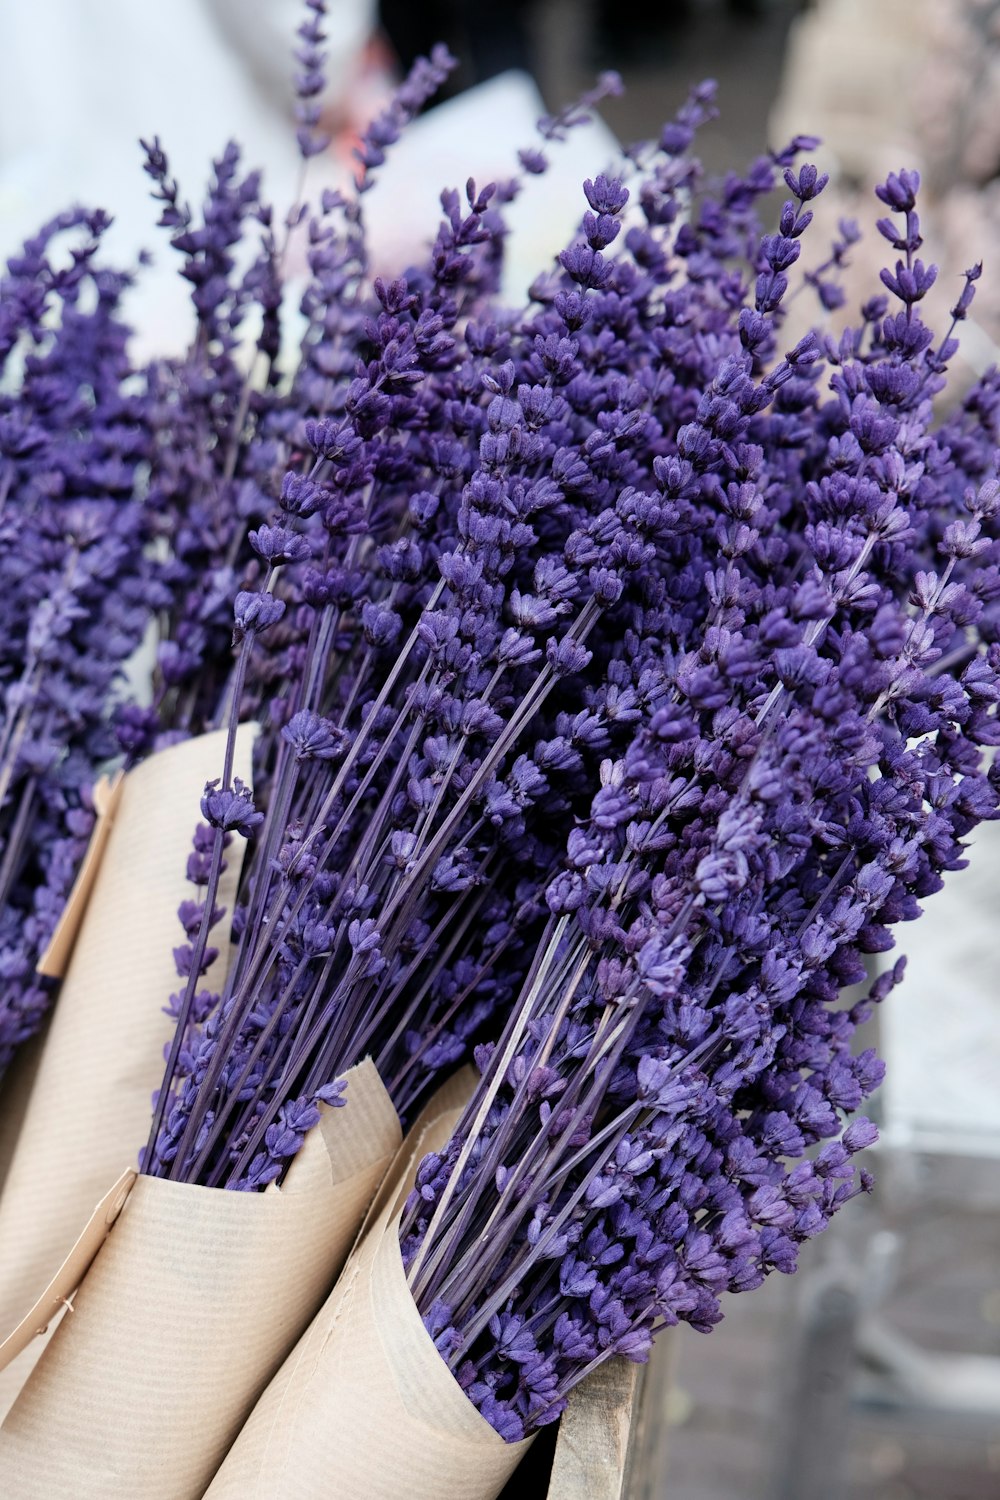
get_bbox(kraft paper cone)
[0,1168,135,1420]
[360,1064,476,1231]
[207,1071,531,1500]
[0,1057,402,1499]
[0,727,254,1342]
[0,1169,136,1375]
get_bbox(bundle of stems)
[397,159,1000,1440]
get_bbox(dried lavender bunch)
[115,2,364,766]
[139,42,633,1183]
[109,131,293,765]
[398,166,1000,1442]
[117,30,509,793]
[0,212,155,1073]
[142,84,931,1192]
[0,0,350,1075]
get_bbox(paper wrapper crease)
[207,1068,531,1500]
[0,1057,401,1497]
[0,728,256,1347]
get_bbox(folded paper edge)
[363,1064,477,1234]
[372,1208,533,1459]
[0,1169,136,1371]
[212,1205,530,1498]
[35,772,125,979]
[285,1058,402,1200]
[37,723,259,980]
[0,1061,402,1373]
[209,1068,529,1499]
[0,726,261,1364]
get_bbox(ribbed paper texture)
[0,727,254,1343]
[207,1070,531,1500]
[0,1169,135,1376]
[0,1034,50,1419]
[0,1058,402,1498]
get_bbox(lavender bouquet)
[0,14,682,1495]
[208,142,1000,1500]
[0,4,998,1495]
[0,212,155,1079]
[0,0,481,1264]
[0,0,367,1410]
[0,19,339,1350]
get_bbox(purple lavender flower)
[0,214,155,1073]
[140,39,655,1188]
[9,8,989,1454]
[396,151,1000,1442]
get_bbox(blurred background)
[3,1,1000,1494]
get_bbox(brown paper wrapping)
[0,1169,136,1372]
[0,727,254,1342]
[0,1058,402,1498]
[207,1070,531,1500]
[0,1345,45,1428]
[36,770,124,979]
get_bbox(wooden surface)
[546,1359,642,1500]
[544,1335,676,1499]
[619,1333,677,1500]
